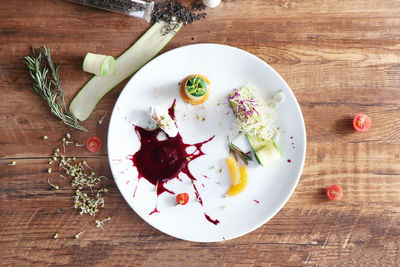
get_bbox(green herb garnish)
[228,137,253,165]
[25,46,87,131]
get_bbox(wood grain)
[1,0,400,266]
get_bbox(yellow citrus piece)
[227,166,248,196]
[226,156,240,185]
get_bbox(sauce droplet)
[204,213,220,225]
[149,205,160,215]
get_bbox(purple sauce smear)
[127,100,219,225]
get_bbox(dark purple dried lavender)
[152,0,207,31]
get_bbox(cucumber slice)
[245,134,267,152]
[246,134,281,166]
[82,53,116,76]
[253,140,282,166]
[70,21,183,121]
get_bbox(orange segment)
[226,156,241,185]
[180,74,211,105]
[227,166,248,196]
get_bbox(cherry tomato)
[86,136,101,152]
[176,193,189,205]
[327,185,343,201]
[353,113,371,132]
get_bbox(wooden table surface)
[1,0,400,266]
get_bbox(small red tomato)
[353,113,371,132]
[327,185,343,201]
[176,193,189,205]
[86,136,101,152]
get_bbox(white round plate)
[108,44,306,242]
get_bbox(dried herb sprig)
[228,137,253,165]
[25,46,87,131]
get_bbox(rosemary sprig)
[228,137,253,165]
[25,46,87,131]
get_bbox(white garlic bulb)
[203,0,221,8]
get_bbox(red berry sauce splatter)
[127,100,219,225]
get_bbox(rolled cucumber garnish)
[82,53,116,76]
[185,76,208,101]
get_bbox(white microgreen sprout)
[48,178,59,190]
[53,232,59,239]
[75,142,84,147]
[83,161,93,170]
[95,216,111,230]
[98,112,107,125]
[66,133,71,139]
[74,230,86,239]
[62,138,66,153]
[8,161,16,166]
[42,135,48,140]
